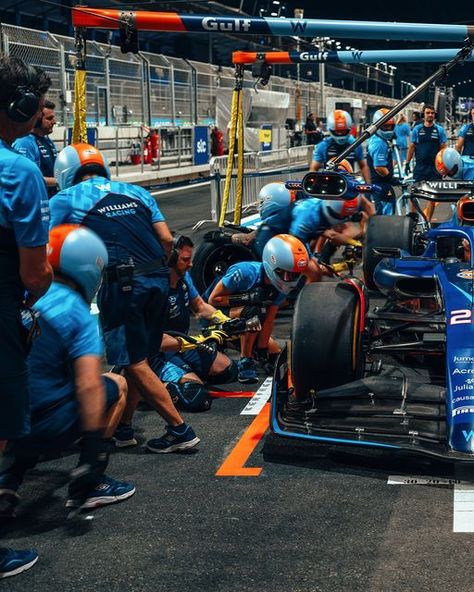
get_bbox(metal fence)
[0,23,419,130]
[209,146,313,222]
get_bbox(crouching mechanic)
[435,147,474,181]
[207,234,309,383]
[367,108,399,215]
[115,236,238,438]
[0,225,135,516]
[310,109,371,183]
[50,144,199,454]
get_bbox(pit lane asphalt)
[3,186,474,592]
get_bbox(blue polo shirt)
[221,261,286,306]
[312,136,364,170]
[28,282,103,413]
[411,123,447,181]
[49,176,166,265]
[166,272,200,334]
[462,156,474,180]
[458,123,474,157]
[0,139,49,301]
[395,122,411,149]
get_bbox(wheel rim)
[203,246,251,287]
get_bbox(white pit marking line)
[240,377,272,415]
[388,475,474,532]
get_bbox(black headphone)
[7,66,41,123]
[168,234,186,268]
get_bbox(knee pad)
[166,381,212,412]
[207,360,238,385]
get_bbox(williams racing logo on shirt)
[95,195,140,218]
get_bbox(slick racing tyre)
[291,282,364,398]
[363,215,415,291]
[191,237,256,294]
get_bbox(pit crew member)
[456,107,474,157]
[13,99,58,197]
[435,147,474,181]
[367,108,398,215]
[406,104,447,220]
[0,56,53,578]
[49,144,199,454]
[310,109,371,183]
[0,225,135,515]
[207,234,309,383]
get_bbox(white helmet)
[327,110,353,145]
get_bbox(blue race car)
[271,175,474,461]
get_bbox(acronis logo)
[462,430,474,442]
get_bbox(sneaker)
[65,475,135,509]
[237,357,258,384]
[0,489,20,519]
[146,425,200,454]
[113,424,138,448]
[0,548,38,579]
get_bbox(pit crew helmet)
[258,182,295,220]
[54,143,110,190]
[435,147,463,179]
[373,108,395,141]
[322,197,360,226]
[327,110,353,145]
[47,224,108,303]
[262,234,309,294]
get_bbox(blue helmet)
[54,143,110,190]
[48,224,108,303]
[373,108,395,141]
[258,183,294,221]
[327,110,353,145]
[436,147,463,179]
[262,234,309,294]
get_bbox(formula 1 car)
[271,175,474,461]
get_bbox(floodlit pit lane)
[4,186,474,592]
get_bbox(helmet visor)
[275,268,301,283]
[331,129,350,137]
[380,123,395,132]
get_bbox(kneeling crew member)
[50,144,199,454]
[207,234,309,384]
[0,225,134,514]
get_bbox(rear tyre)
[363,215,415,291]
[292,282,364,399]
[191,239,256,294]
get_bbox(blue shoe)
[113,424,138,448]
[65,475,135,509]
[238,357,258,384]
[146,425,200,454]
[0,548,38,579]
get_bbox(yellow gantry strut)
[72,28,88,144]
[219,64,245,227]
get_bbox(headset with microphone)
[5,65,42,123]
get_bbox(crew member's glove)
[211,309,231,324]
[68,430,109,508]
[177,330,228,353]
[404,162,411,175]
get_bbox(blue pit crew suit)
[312,136,364,171]
[150,272,230,384]
[411,123,448,182]
[458,123,474,157]
[13,133,58,197]
[49,176,170,366]
[0,282,119,491]
[367,134,396,215]
[0,140,50,440]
